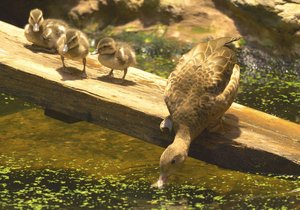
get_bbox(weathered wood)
[0,21,299,175]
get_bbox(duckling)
[92,37,136,81]
[152,37,241,188]
[56,28,89,77]
[42,19,69,50]
[24,8,48,48]
[24,9,69,52]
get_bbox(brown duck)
[153,37,241,188]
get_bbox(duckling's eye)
[171,159,176,164]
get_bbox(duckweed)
[0,163,299,209]
[0,93,33,116]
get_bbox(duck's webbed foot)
[61,55,69,72]
[81,71,87,78]
[160,115,173,133]
[207,117,225,134]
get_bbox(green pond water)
[0,94,299,209]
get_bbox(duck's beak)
[151,174,168,189]
[33,23,39,32]
[62,44,69,54]
[90,50,98,55]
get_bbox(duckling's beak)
[90,50,99,55]
[62,44,69,54]
[151,174,168,189]
[33,23,39,32]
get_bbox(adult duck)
[153,37,241,188]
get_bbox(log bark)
[0,21,299,175]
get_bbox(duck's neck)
[173,125,191,151]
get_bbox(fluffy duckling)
[24,8,48,48]
[56,28,89,77]
[42,19,69,50]
[153,37,241,188]
[24,8,69,52]
[92,37,136,81]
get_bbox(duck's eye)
[171,159,176,164]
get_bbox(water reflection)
[0,106,299,209]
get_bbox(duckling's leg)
[61,55,67,69]
[108,69,114,77]
[122,68,128,81]
[81,58,87,78]
[61,56,72,73]
[160,115,173,133]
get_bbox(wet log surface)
[0,21,299,175]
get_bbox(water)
[235,45,300,124]
[0,94,299,209]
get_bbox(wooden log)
[0,21,299,175]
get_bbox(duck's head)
[28,8,44,32]
[152,143,187,189]
[61,29,80,54]
[92,37,116,55]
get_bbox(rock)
[1,0,299,56]
[164,0,240,43]
[159,0,184,22]
[67,0,184,28]
[276,3,300,26]
[214,0,300,55]
[69,0,100,19]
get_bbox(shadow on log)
[0,21,299,176]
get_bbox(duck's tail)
[216,64,240,103]
[209,36,241,51]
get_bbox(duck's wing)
[164,37,240,133]
[78,32,90,57]
[115,47,128,65]
[115,43,136,66]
